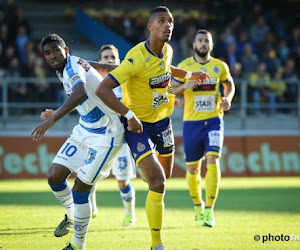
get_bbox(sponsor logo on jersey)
[137,142,146,152]
[194,95,215,112]
[152,92,169,108]
[77,58,90,72]
[193,77,217,91]
[149,72,171,89]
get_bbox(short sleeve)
[220,61,230,82]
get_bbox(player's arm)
[31,83,87,141]
[171,79,198,96]
[170,65,211,83]
[96,77,142,133]
[220,75,235,111]
[89,61,118,75]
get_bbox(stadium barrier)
[0,136,299,179]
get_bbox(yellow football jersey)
[174,56,230,121]
[108,41,175,123]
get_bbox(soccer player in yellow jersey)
[172,29,235,227]
[96,6,210,250]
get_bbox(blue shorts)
[121,117,174,165]
[183,116,224,165]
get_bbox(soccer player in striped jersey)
[96,6,210,250]
[31,34,124,250]
[89,44,137,226]
[172,29,235,227]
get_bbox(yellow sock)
[186,171,202,205]
[146,190,164,248]
[205,162,221,208]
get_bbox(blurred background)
[0,0,299,178]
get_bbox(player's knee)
[187,166,199,175]
[148,177,165,193]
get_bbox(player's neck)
[194,53,210,64]
[146,39,165,57]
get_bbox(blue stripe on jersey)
[144,41,163,59]
[108,73,120,86]
[172,77,184,84]
[80,124,107,134]
[92,137,114,182]
[79,96,88,105]
[66,57,76,78]
[80,106,105,123]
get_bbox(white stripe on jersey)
[57,56,124,136]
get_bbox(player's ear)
[192,42,196,50]
[147,22,152,31]
[65,46,69,55]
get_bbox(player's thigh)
[112,144,136,181]
[52,137,87,174]
[47,163,71,185]
[77,143,122,186]
[139,153,166,192]
[158,153,174,179]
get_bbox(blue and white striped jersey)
[56,55,124,137]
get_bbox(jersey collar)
[144,41,164,59]
[193,55,210,65]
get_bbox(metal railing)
[1,77,299,129]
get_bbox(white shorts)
[52,124,123,185]
[111,143,136,181]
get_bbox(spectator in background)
[250,16,270,46]
[180,25,196,59]
[236,30,257,57]
[249,62,276,115]
[282,58,298,103]
[277,39,290,61]
[223,41,238,70]
[268,69,287,112]
[264,48,281,77]
[15,25,29,65]
[240,43,258,76]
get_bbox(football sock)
[186,171,202,206]
[120,183,135,216]
[146,190,164,248]
[72,191,91,249]
[49,180,74,220]
[205,162,221,208]
[89,184,97,212]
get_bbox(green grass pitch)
[0,177,300,249]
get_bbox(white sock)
[50,181,74,220]
[89,184,97,212]
[73,201,91,249]
[120,184,135,216]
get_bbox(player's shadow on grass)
[0,188,299,213]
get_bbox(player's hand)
[40,109,54,120]
[220,97,231,111]
[191,71,211,83]
[174,98,183,109]
[127,116,143,133]
[31,118,56,141]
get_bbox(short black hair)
[41,34,66,51]
[149,6,171,23]
[196,29,211,36]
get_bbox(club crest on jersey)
[127,58,134,64]
[137,142,146,152]
[77,58,90,72]
[149,72,171,89]
[213,66,220,74]
[145,56,151,62]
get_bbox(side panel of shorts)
[111,143,136,180]
[52,137,87,173]
[77,137,122,186]
[183,117,224,163]
[121,117,174,165]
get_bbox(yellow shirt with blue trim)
[174,56,230,121]
[108,41,175,123]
